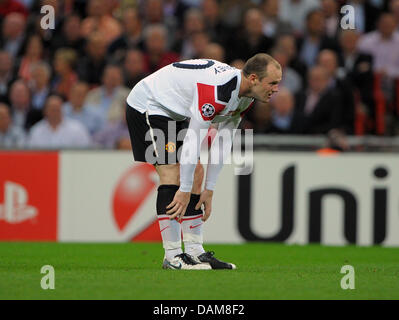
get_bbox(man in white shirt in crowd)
[126,54,282,270]
[29,95,91,149]
[84,64,130,124]
[63,81,104,135]
[278,0,320,35]
[358,13,399,80]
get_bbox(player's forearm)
[179,163,197,192]
[205,116,241,191]
[205,136,232,191]
[205,163,223,191]
[179,118,210,192]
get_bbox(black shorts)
[126,104,189,165]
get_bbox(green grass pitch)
[0,242,398,300]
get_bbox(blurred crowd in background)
[0,0,398,150]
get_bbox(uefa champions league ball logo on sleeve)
[201,103,216,118]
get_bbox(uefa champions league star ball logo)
[201,103,215,117]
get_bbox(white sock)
[165,248,182,261]
[184,242,205,257]
[181,214,205,257]
[158,215,183,261]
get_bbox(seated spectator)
[143,0,177,46]
[297,9,339,68]
[50,13,86,58]
[17,34,44,81]
[358,13,399,134]
[346,0,383,33]
[338,30,374,130]
[84,64,130,124]
[201,0,230,43]
[181,31,210,60]
[275,34,308,84]
[63,81,104,135]
[0,50,16,103]
[296,66,342,134]
[271,46,303,94]
[174,8,206,58]
[317,49,355,133]
[29,61,51,110]
[241,100,272,134]
[226,8,274,63]
[77,32,108,87]
[143,24,180,73]
[107,7,144,62]
[9,79,42,132]
[92,116,130,149]
[261,0,292,38]
[321,0,340,39]
[123,49,148,89]
[338,30,373,76]
[219,0,248,30]
[29,95,91,149]
[268,87,305,134]
[160,0,189,29]
[51,48,78,99]
[278,0,320,36]
[358,13,399,81]
[144,0,167,25]
[0,102,25,148]
[0,12,27,58]
[80,0,122,45]
[201,42,225,62]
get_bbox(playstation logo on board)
[0,181,37,224]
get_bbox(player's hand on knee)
[195,189,213,222]
[166,190,190,221]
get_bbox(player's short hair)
[243,53,281,80]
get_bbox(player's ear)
[249,73,258,85]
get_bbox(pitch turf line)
[0,243,398,300]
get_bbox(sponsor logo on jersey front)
[201,103,216,117]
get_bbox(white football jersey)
[126,59,254,124]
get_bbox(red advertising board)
[0,152,58,241]
[112,162,161,242]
